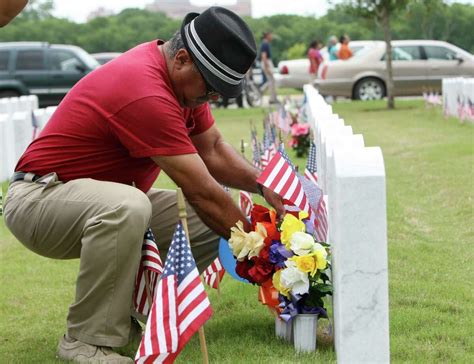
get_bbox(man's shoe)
[57,335,133,363]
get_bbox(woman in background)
[338,34,353,60]
[308,40,323,80]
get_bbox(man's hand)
[152,153,251,238]
[261,186,285,217]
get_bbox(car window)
[382,46,422,61]
[16,50,45,70]
[424,46,457,60]
[49,49,85,71]
[0,50,10,70]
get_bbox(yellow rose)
[272,270,290,298]
[314,249,327,271]
[280,214,305,248]
[291,254,317,276]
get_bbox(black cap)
[180,7,257,98]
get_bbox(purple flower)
[304,219,315,236]
[269,241,293,268]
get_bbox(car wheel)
[0,90,21,98]
[354,78,385,101]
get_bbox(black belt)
[10,171,42,184]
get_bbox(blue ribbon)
[278,293,328,322]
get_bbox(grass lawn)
[1,100,473,363]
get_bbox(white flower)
[229,221,266,261]
[290,232,316,256]
[280,260,310,295]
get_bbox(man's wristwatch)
[256,183,264,196]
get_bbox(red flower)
[250,204,279,241]
[248,256,275,284]
[250,204,271,228]
[236,259,254,282]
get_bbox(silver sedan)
[314,40,474,100]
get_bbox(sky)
[51,0,333,23]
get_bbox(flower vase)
[293,314,318,352]
[275,316,293,343]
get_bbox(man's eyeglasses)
[201,76,219,99]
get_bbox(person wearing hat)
[3,6,284,363]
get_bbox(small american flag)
[315,196,328,243]
[251,129,261,169]
[202,258,225,289]
[304,141,318,185]
[135,222,212,364]
[257,151,311,217]
[261,124,277,169]
[299,174,328,242]
[239,190,253,218]
[134,228,163,316]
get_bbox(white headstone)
[330,146,390,364]
[0,114,16,180]
[0,114,11,181]
[12,111,33,163]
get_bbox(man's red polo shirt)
[16,40,214,192]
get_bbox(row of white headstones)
[442,77,474,121]
[0,96,57,182]
[304,85,390,363]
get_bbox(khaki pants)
[261,60,278,103]
[3,173,219,347]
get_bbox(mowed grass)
[1,100,473,363]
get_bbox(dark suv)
[0,42,100,106]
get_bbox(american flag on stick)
[135,222,212,363]
[257,151,311,217]
[133,228,163,316]
[300,176,328,242]
[304,141,318,185]
[202,257,225,290]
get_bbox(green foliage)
[0,1,473,60]
[285,42,306,60]
[17,0,55,21]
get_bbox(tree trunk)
[381,7,395,109]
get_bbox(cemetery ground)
[0,100,472,363]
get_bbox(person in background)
[327,35,339,61]
[338,34,353,60]
[0,0,28,26]
[259,31,279,104]
[307,40,323,80]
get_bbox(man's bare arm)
[192,125,285,215]
[152,153,251,238]
[0,0,28,27]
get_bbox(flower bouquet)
[228,205,332,351]
[289,123,310,157]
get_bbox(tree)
[342,0,411,109]
[17,0,54,21]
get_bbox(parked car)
[315,40,474,100]
[91,52,123,65]
[0,42,100,106]
[276,41,376,89]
